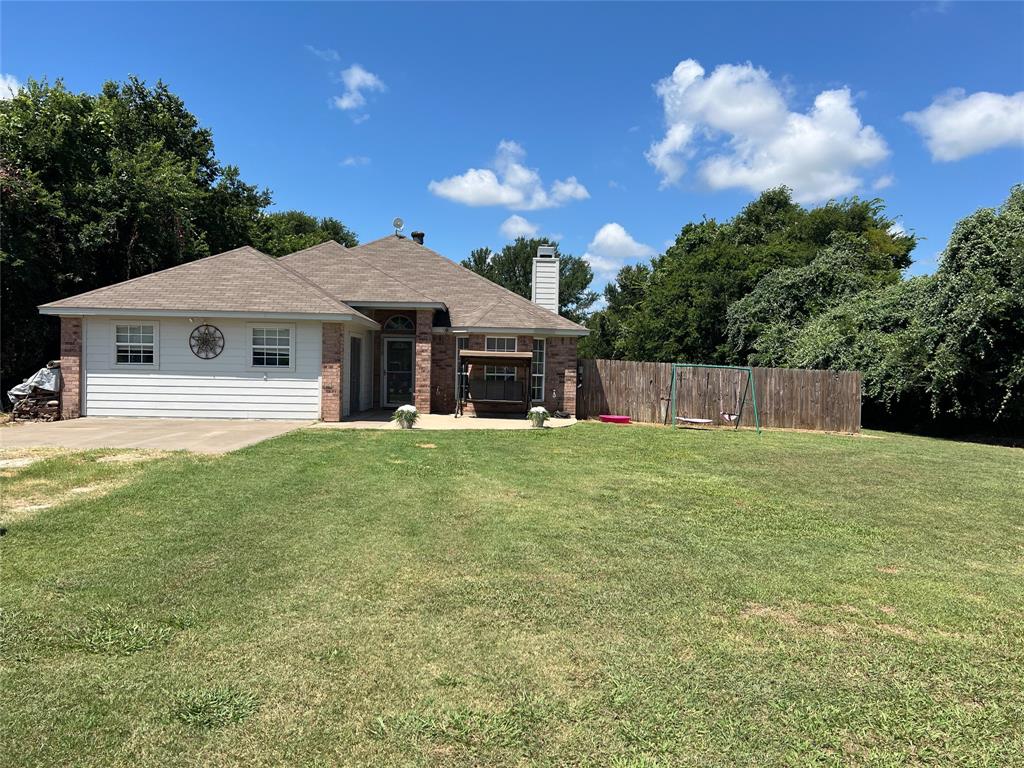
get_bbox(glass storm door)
[384,338,414,406]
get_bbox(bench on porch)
[455,349,534,417]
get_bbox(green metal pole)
[747,367,761,435]
[670,364,677,429]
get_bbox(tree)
[0,78,358,399]
[781,185,1024,431]
[460,237,598,323]
[580,264,650,359]
[725,234,902,366]
[250,210,358,257]
[584,187,915,364]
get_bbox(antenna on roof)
[392,217,404,236]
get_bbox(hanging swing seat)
[675,416,713,424]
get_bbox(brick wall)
[414,309,432,413]
[431,333,456,414]
[321,322,344,421]
[59,317,82,419]
[543,336,578,417]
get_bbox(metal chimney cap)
[411,231,425,244]
[536,245,556,258]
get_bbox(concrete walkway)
[0,417,310,454]
[309,411,576,431]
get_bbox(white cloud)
[888,222,906,237]
[428,140,589,210]
[499,214,539,239]
[332,64,386,112]
[0,73,22,99]
[903,89,1024,161]
[582,223,655,280]
[646,59,889,203]
[341,155,370,167]
[873,174,895,190]
[306,45,340,62]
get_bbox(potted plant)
[392,404,419,429]
[527,405,550,428]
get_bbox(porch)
[309,410,576,430]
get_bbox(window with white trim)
[531,338,545,402]
[251,326,292,367]
[383,315,415,332]
[485,336,516,381]
[457,336,469,399]
[115,323,156,365]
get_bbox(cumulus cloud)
[0,73,22,99]
[646,59,889,203]
[306,45,340,62]
[903,89,1024,161]
[499,214,539,239]
[332,64,386,112]
[341,155,370,167]
[428,140,589,210]
[873,174,895,190]
[582,223,655,280]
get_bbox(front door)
[383,337,414,406]
[349,336,362,412]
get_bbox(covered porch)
[311,410,576,430]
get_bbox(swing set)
[669,363,761,435]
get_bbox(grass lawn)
[1,424,1021,766]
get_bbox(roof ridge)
[394,240,578,325]
[256,248,372,321]
[39,246,263,308]
[283,239,438,305]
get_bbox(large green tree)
[0,78,357,398]
[785,185,1024,430]
[586,188,915,363]
[461,237,598,323]
[250,210,357,257]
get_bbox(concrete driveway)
[0,417,310,454]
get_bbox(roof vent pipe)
[411,231,425,245]
[531,245,559,314]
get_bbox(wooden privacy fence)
[577,359,862,433]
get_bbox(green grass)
[1,424,1021,766]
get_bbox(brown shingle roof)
[40,246,373,323]
[283,236,587,334]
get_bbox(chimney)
[411,231,425,245]
[531,245,559,314]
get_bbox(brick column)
[545,337,578,417]
[414,310,432,413]
[321,323,344,421]
[59,317,83,419]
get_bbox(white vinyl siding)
[83,317,322,419]
[485,336,517,381]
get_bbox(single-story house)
[39,232,588,421]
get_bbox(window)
[457,337,469,400]
[485,336,516,381]
[382,315,415,332]
[115,323,156,365]
[251,326,292,368]
[531,338,545,402]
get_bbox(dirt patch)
[740,603,800,626]
[879,605,897,616]
[876,565,901,574]
[878,623,921,641]
[416,443,438,449]
[96,451,170,464]
[0,457,39,470]
[3,478,131,524]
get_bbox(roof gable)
[40,246,371,321]
[333,236,587,333]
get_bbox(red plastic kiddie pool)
[599,414,631,424]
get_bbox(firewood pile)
[8,361,62,422]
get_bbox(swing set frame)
[669,363,762,435]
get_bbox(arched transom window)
[383,315,415,332]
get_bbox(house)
[39,233,588,421]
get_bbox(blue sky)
[3,1,1023,291]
